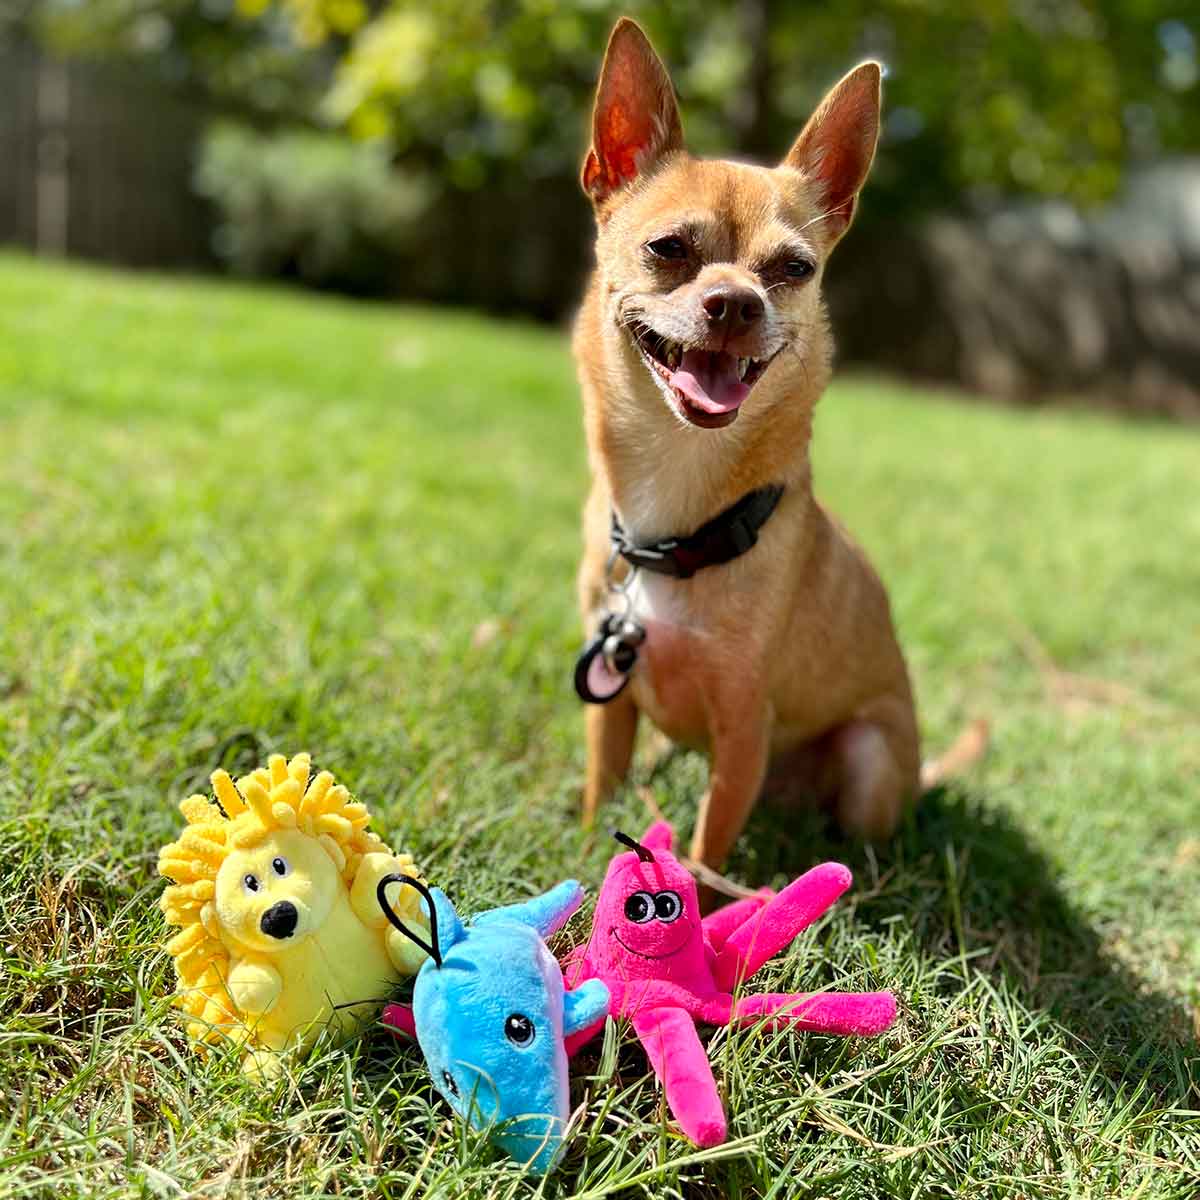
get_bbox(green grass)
[1,250,1197,1199]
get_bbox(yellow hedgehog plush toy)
[158,752,429,1076]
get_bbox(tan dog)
[574,19,981,873]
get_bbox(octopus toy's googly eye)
[624,891,655,923]
[504,1013,535,1047]
[242,873,260,894]
[271,856,290,877]
[654,890,683,922]
[441,1069,460,1098]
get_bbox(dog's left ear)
[582,18,684,208]
[783,62,882,244]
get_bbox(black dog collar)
[610,484,785,580]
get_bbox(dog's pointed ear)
[783,62,882,244]
[582,18,683,207]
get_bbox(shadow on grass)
[735,787,1198,1103]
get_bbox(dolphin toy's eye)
[504,1013,535,1047]
[624,891,655,923]
[654,890,683,922]
[441,1069,460,1098]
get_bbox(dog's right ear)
[582,18,683,208]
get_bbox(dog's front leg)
[689,699,770,874]
[583,695,640,827]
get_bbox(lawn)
[1,251,1197,1199]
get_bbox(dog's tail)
[920,718,990,791]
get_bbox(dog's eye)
[504,1013,536,1047]
[647,236,688,261]
[441,1069,460,1098]
[654,890,683,923]
[624,891,655,923]
[242,873,260,894]
[783,258,815,280]
[271,856,290,877]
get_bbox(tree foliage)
[22,0,1200,215]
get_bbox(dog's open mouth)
[633,329,772,429]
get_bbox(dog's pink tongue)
[670,350,748,414]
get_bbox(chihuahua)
[574,19,982,873]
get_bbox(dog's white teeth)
[665,342,680,370]
[738,357,749,380]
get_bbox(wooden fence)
[0,46,211,267]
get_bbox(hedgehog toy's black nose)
[260,900,298,939]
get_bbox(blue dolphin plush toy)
[377,874,610,1175]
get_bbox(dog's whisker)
[796,209,838,233]
[786,337,813,387]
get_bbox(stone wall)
[830,163,1200,420]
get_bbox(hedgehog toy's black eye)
[271,856,290,877]
[242,874,260,894]
[654,890,683,923]
[624,891,654,923]
[504,1013,535,1047]
[441,1069,460,1098]
[784,258,815,280]
[647,235,688,261]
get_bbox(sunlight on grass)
[1,253,1197,1198]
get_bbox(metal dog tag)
[574,615,645,704]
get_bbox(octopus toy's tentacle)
[632,1006,727,1148]
[381,1002,418,1040]
[734,990,897,1036]
[701,888,774,952]
[564,1025,595,1058]
[713,862,852,992]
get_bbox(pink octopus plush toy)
[563,822,897,1147]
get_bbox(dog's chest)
[625,574,717,745]
[626,571,680,627]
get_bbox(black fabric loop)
[377,873,441,967]
[612,829,655,863]
[611,484,784,579]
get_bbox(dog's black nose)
[701,284,764,336]
[260,900,298,939]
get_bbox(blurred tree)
[17,0,1199,214]
[17,0,330,117]
[250,0,1198,214]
